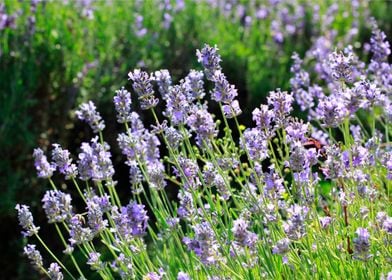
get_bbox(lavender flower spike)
[24,244,43,270]
[16,204,40,237]
[114,87,132,123]
[197,44,222,80]
[33,148,55,178]
[128,69,158,110]
[48,263,64,280]
[42,190,73,223]
[75,101,105,133]
[51,144,78,179]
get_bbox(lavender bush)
[17,26,392,279]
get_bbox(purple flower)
[51,144,77,179]
[48,263,63,280]
[33,148,55,178]
[177,190,196,221]
[210,70,238,104]
[184,70,205,100]
[75,101,105,133]
[23,244,43,269]
[353,227,372,260]
[147,161,167,190]
[316,95,348,127]
[128,69,158,110]
[328,50,353,82]
[114,87,132,123]
[222,100,242,118]
[68,215,93,246]
[154,69,172,99]
[87,252,103,271]
[319,217,332,229]
[183,221,221,266]
[370,20,391,62]
[232,218,258,250]
[112,201,149,240]
[283,204,309,240]
[267,89,293,126]
[186,107,217,146]
[164,84,190,125]
[242,128,268,161]
[196,44,222,80]
[77,137,114,181]
[87,200,108,235]
[15,204,40,237]
[252,105,274,131]
[42,190,73,223]
[272,238,290,255]
[177,272,190,280]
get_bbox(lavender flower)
[329,50,353,82]
[353,227,372,260]
[370,20,391,62]
[210,70,238,104]
[68,215,93,246]
[232,218,258,250]
[111,253,134,279]
[77,137,114,181]
[42,190,73,223]
[75,101,105,133]
[316,95,348,127]
[186,107,217,146]
[267,89,293,126]
[242,128,268,161]
[16,204,40,237]
[184,70,205,100]
[87,252,104,271]
[272,238,290,255]
[178,191,195,221]
[183,221,222,266]
[23,244,43,269]
[51,144,77,179]
[154,69,172,99]
[252,105,274,131]
[177,272,190,280]
[113,87,132,123]
[128,69,158,110]
[222,100,242,118]
[164,84,191,125]
[33,148,55,178]
[48,263,63,280]
[86,200,108,235]
[283,204,309,240]
[112,201,149,240]
[319,217,332,229]
[196,44,222,80]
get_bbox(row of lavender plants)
[16,18,391,280]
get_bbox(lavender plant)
[17,36,391,279]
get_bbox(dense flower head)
[15,204,40,237]
[370,20,391,62]
[316,95,348,127]
[42,190,73,223]
[154,69,172,99]
[23,244,43,269]
[128,69,158,110]
[178,191,195,220]
[353,227,372,260]
[186,107,217,146]
[77,137,114,181]
[222,99,242,118]
[232,218,258,250]
[267,89,293,126]
[87,252,104,271]
[51,144,78,179]
[183,221,222,266]
[328,50,353,82]
[114,87,133,123]
[184,70,205,100]
[33,148,55,178]
[210,70,238,104]
[87,200,108,235]
[177,272,190,280]
[242,128,269,161]
[252,104,274,131]
[68,215,93,246]
[196,44,222,80]
[75,101,105,133]
[48,263,63,280]
[164,84,191,125]
[112,201,149,240]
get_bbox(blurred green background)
[0,0,390,278]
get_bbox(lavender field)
[2,0,392,279]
